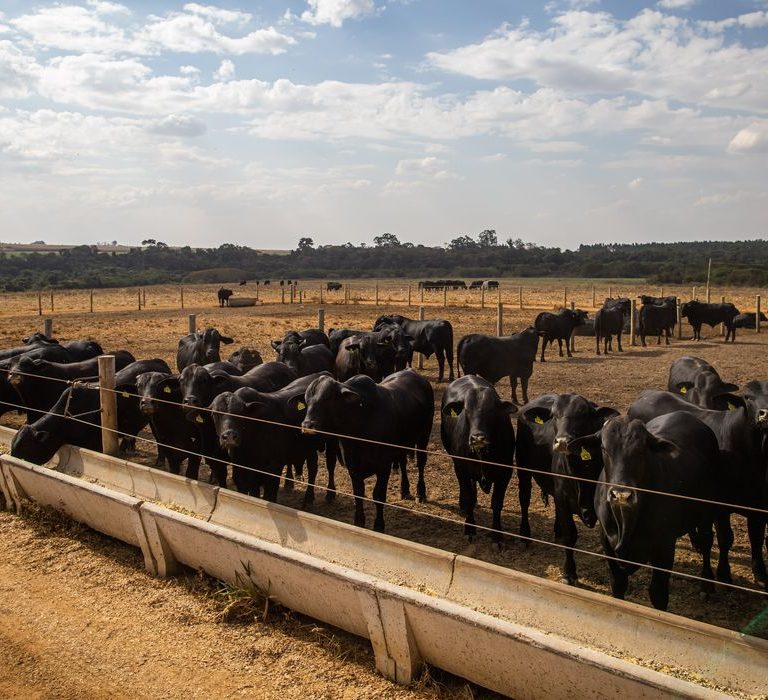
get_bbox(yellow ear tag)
[163,386,172,394]
[727,402,736,411]
[195,415,204,423]
[534,416,544,425]
[580,447,591,461]
[449,409,458,417]
[297,401,306,411]
[680,386,687,394]
[122,391,129,398]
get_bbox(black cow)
[734,312,768,329]
[639,297,677,346]
[179,361,297,487]
[0,333,59,362]
[534,308,588,361]
[176,328,234,371]
[203,361,243,375]
[217,288,233,307]
[335,327,412,382]
[594,299,629,355]
[274,339,335,377]
[239,280,247,286]
[457,327,538,405]
[638,295,677,306]
[302,370,434,530]
[681,300,739,342]
[328,328,366,355]
[227,347,263,373]
[516,394,618,584]
[271,329,330,352]
[264,280,270,286]
[628,389,768,587]
[667,357,739,410]
[326,282,343,291]
[440,375,517,544]
[211,373,337,507]
[8,350,135,423]
[9,359,167,464]
[136,372,201,479]
[572,413,718,610]
[469,281,484,290]
[373,314,454,382]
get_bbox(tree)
[297,237,314,252]
[478,229,498,247]
[447,235,477,250]
[142,238,156,246]
[373,232,401,248]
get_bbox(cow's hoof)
[325,491,336,503]
[561,575,577,586]
[401,492,415,501]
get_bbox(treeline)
[1,236,767,292]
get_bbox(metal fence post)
[98,355,119,457]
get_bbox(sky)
[0,0,766,250]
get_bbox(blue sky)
[0,0,766,249]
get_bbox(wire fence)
[1,363,767,605]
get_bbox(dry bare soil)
[1,280,767,698]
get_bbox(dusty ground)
[1,279,767,696]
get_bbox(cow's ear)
[340,387,361,404]
[648,434,679,459]
[499,400,518,415]
[595,406,619,425]
[243,400,268,417]
[743,380,763,397]
[715,393,746,412]
[345,342,360,352]
[34,429,51,444]
[673,381,694,395]
[566,432,601,460]
[442,401,464,418]
[718,382,739,393]
[220,335,234,345]
[270,340,281,350]
[521,406,551,425]
[211,374,230,391]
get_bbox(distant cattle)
[469,281,484,290]
[681,300,739,342]
[733,312,767,328]
[534,308,588,361]
[217,288,233,307]
[264,280,270,286]
[417,280,466,291]
[176,328,234,371]
[482,280,499,290]
[239,280,247,286]
[374,314,454,382]
[326,282,343,291]
[457,327,538,404]
[638,296,677,346]
[594,298,630,355]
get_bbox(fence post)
[90,289,94,313]
[180,287,184,309]
[660,286,664,299]
[50,292,54,312]
[98,355,119,457]
[420,286,424,304]
[417,307,425,370]
[407,284,411,308]
[318,308,325,332]
[44,318,53,338]
[592,286,596,308]
[608,285,612,300]
[290,284,295,304]
[570,301,576,352]
[519,286,523,310]
[563,287,567,308]
[137,289,142,311]
[720,296,725,336]
[757,295,762,334]
[443,286,447,308]
[496,303,503,336]
[255,284,259,302]
[375,284,379,306]
[188,314,196,334]
[281,286,286,304]
[692,285,696,301]
[480,286,485,309]
[676,299,683,339]
[630,300,637,346]
[143,288,147,308]
[37,292,42,316]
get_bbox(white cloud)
[183,3,251,25]
[727,123,768,153]
[147,114,207,138]
[527,140,586,153]
[301,0,377,27]
[214,59,235,82]
[86,1,131,15]
[0,39,41,99]
[694,190,767,207]
[395,156,446,176]
[657,0,698,9]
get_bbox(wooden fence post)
[480,286,485,309]
[757,295,762,334]
[676,299,683,339]
[443,286,447,308]
[420,286,424,304]
[50,292,54,312]
[375,284,379,306]
[519,286,523,310]
[137,289,142,311]
[98,355,119,457]
[592,286,596,308]
[188,314,196,334]
[496,303,503,336]
[255,284,259,302]
[563,287,567,308]
[281,286,285,304]
[37,292,42,316]
[570,301,576,352]
[608,285,612,300]
[660,286,664,299]
[44,318,53,338]
[630,300,637,346]
[90,289,94,313]
[318,308,325,332]
[290,284,295,304]
[143,288,147,308]
[692,286,696,301]
[180,287,185,309]
[417,306,425,370]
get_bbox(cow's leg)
[595,333,601,355]
[520,375,530,405]
[167,451,182,475]
[265,472,280,502]
[456,469,478,542]
[350,472,366,528]
[435,347,446,382]
[696,518,716,598]
[325,440,337,502]
[445,344,455,381]
[714,513,734,583]
[555,502,578,584]
[640,331,647,347]
[302,451,318,509]
[617,330,623,352]
[185,454,201,481]
[415,440,427,503]
[657,331,661,345]
[517,467,532,541]
[558,338,564,357]
[372,466,390,533]
[648,545,675,611]
[283,463,295,491]
[208,458,228,488]
[397,452,413,500]
[539,339,547,363]
[747,514,768,587]
[601,529,629,599]
[490,475,511,548]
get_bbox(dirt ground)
[1,279,767,696]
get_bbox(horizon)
[1,1,766,249]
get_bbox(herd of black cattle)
[1,294,767,614]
